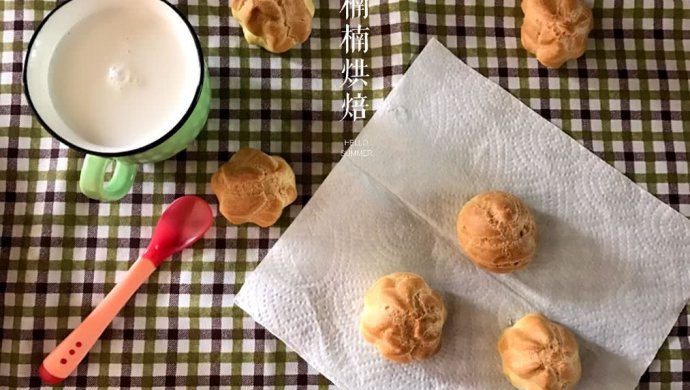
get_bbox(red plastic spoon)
[38,196,213,384]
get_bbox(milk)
[48,0,200,150]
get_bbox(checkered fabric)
[1,0,688,388]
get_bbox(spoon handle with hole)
[38,257,157,384]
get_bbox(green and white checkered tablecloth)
[1,0,689,388]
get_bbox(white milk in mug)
[48,0,200,150]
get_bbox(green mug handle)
[79,155,138,201]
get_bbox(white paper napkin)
[235,39,690,389]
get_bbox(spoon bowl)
[143,196,214,266]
